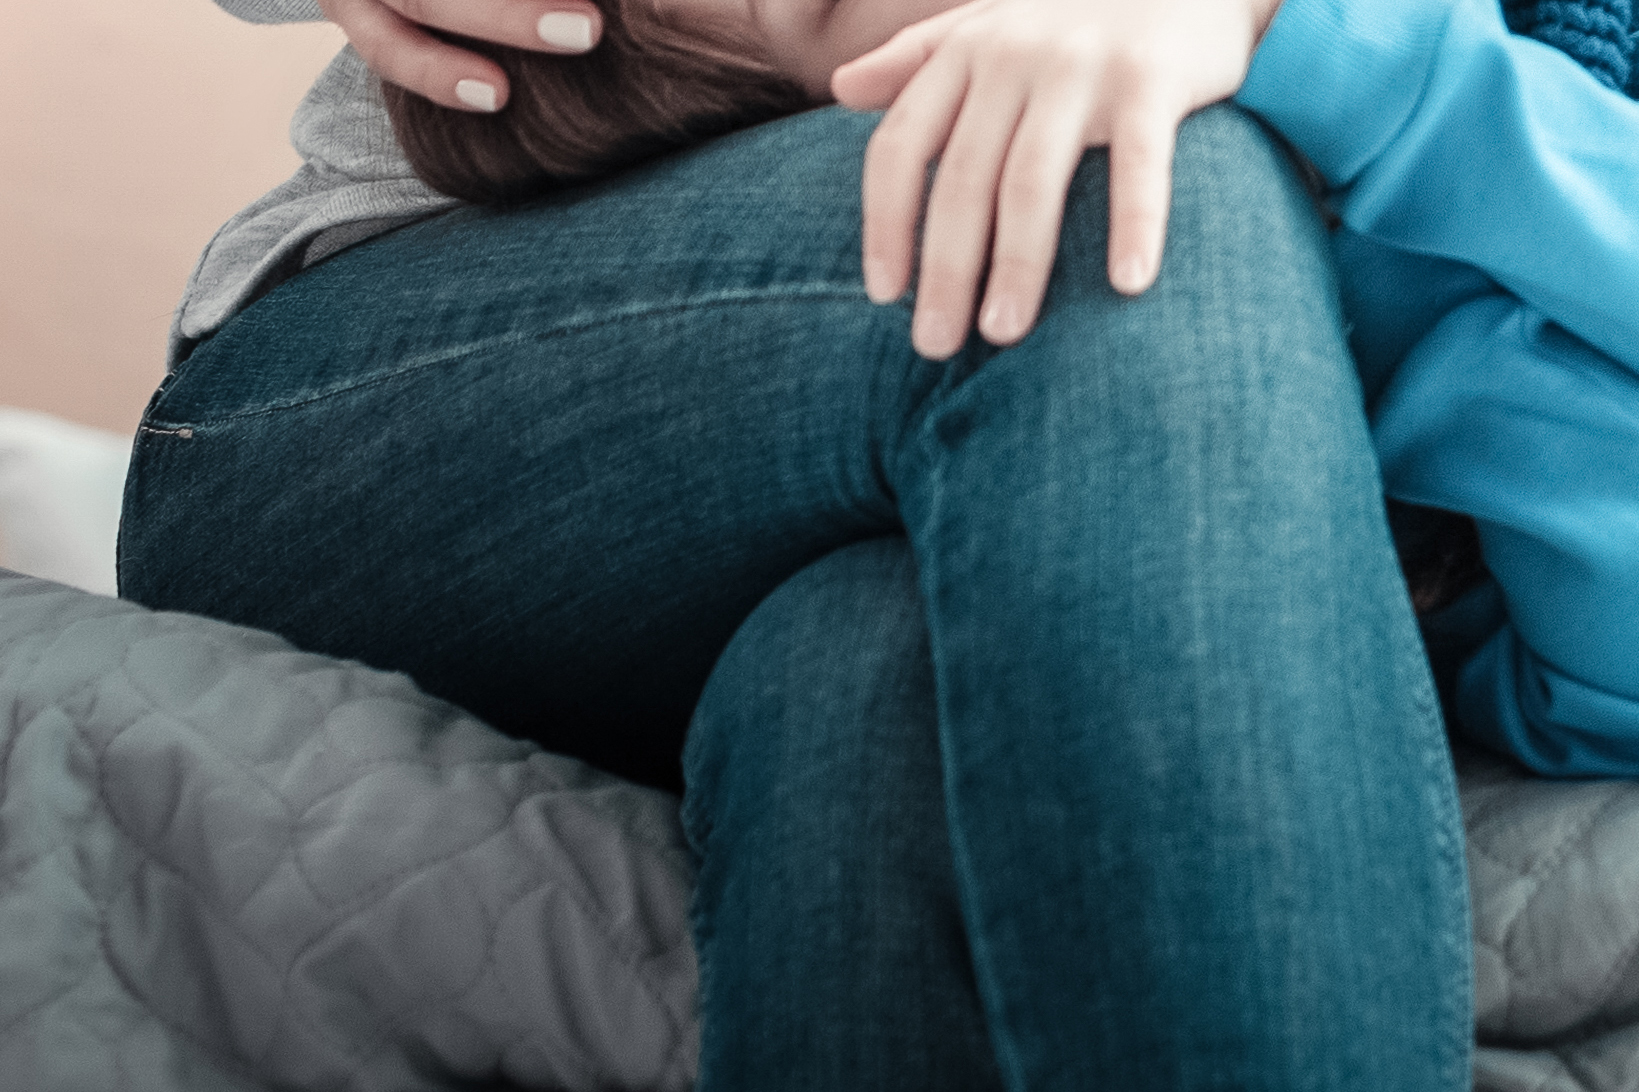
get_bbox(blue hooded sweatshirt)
[1235,0,1639,774]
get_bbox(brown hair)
[1387,500,1489,617]
[381,0,816,205]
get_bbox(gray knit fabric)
[214,0,324,22]
[170,3,456,366]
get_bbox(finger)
[1105,97,1179,295]
[978,88,1091,346]
[913,72,1029,358]
[329,0,512,111]
[859,47,971,308]
[383,0,602,54]
[831,0,985,110]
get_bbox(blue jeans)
[121,105,1471,1089]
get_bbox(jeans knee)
[1052,105,1330,302]
[925,104,1361,484]
[890,107,1377,594]
[681,538,929,850]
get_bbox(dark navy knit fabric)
[1504,0,1639,95]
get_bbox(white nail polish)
[982,298,1022,343]
[1112,256,1149,295]
[914,310,958,359]
[455,79,499,112]
[538,11,595,51]
[864,258,897,304]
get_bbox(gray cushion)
[0,568,696,1091]
[1465,743,1639,1092]
[12,563,1639,1091]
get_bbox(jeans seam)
[879,345,987,501]
[145,284,867,428]
[862,303,922,509]
[1429,732,1478,1088]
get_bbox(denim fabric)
[121,104,1470,1088]
[684,539,1002,1092]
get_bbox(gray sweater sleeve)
[172,10,459,366]
[213,0,325,22]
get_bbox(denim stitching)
[145,285,865,429]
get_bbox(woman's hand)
[318,0,603,113]
[832,0,1283,359]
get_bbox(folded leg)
[684,538,1002,1092]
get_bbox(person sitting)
[383,0,1639,779]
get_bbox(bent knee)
[683,540,925,741]
[1051,105,1334,313]
[985,105,1357,446]
[680,538,931,846]
[689,539,927,746]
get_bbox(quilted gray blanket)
[0,569,696,1091]
[1466,743,1639,1092]
[2,565,1636,1091]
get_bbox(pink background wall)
[2,0,345,435]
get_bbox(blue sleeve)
[1373,295,1639,774]
[1237,0,1639,775]
[1239,0,1639,370]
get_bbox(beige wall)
[1,0,345,435]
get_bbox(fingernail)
[538,11,595,51]
[455,79,499,112]
[864,258,897,304]
[914,309,961,359]
[981,297,1024,344]
[1111,256,1149,295]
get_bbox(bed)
[1,406,1633,1091]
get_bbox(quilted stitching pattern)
[14,567,1639,1090]
[1463,743,1639,1092]
[0,570,697,1091]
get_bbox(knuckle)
[918,257,976,299]
[986,252,1044,293]
[398,46,452,97]
[999,167,1055,214]
[979,27,1039,69]
[934,183,993,223]
[1117,195,1167,232]
[397,62,434,98]
[1041,39,1101,86]
[1111,191,1167,239]
[1120,122,1175,171]
[1117,129,1164,167]
[933,144,992,191]
[866,126,927,176]
[1105,38,1168,90]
